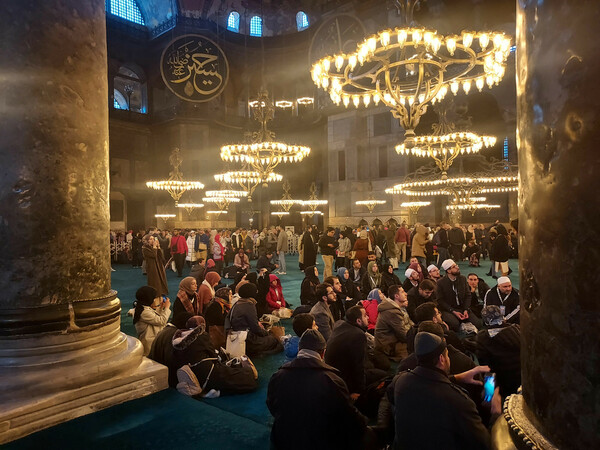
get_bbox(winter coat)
[411,225,430,258]
[267,354,368,450]
[352,238,370,268]
[374,298,413,356]
[491,234,511,262]
[172,324,217,370]
[300,266,320,306]
[437,275,471,313]
[310,301,336,341]
[228,297,283,356]
[325,320,369,394]
[147,324,179,387]
[318,234,338,256]
[142,247,168,296]
[391,366,491,450]
[266,275,287,311]
[186,236,197,261]
[360,298,379,331]
[337,236,352,256]
[134,304,171,356]
[301,231,317,267]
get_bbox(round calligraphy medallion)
[160,34,229,103]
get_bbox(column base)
[491,392,558,450]
[0,335,168,445]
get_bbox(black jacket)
[437,275,471,313]
[325,320,368,394]
[491,234,511,262]
[318,234,338,256]
[147,324,179,387]
[380,270,401,296]
[256,255,276,272]
[406,286,437,322]
[300,266,320,306]
[397,344,475,376]
[267,355,367,450]
[449,227,466,246]
[391,366,490,450]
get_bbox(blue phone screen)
[483,374,495,402]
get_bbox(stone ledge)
[0,355,167,444]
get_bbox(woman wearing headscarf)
[227,283,283,356]
[300,226,317,270]
[265,274,287,312]
[300,265,320,306]
[172,277,200,317]
[337,267,359,307]
[352,229,371,269]
[361,261,382,295]
[133,285,171,356]
[198,271,221,314]
[142,234,168,296]
[380,263,401,297]
[212,233,225,275]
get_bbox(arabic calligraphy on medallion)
[160,34,229,103]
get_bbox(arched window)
[106,0,145,25]
[296,11,309,31]
[250,16,262,37]
[113,65,147,113]
[227,11,240,32]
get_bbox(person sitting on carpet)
[380,263,401,297]
[148,312,194,387]
[227,283,283,357]
[197,272,221,315]
[476,305,521,397]
[256,250,278,273]
[406,279,437,322]
[172,277,199,317]
[265,274,288,312]
[283,313,318,361]
[267,329,368,450]
[337,266,360,307]
[300,265,320,306]
[374,285,413,361]
[360,289,384,333]
[204,287,232,349]
[133,285,172,356]
[173,316,257,397]
[406,302,465,354]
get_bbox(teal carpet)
[7,255,518,449]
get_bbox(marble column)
[0,0,167,444]
[496,1,600,449]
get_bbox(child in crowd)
[283,313,318,361]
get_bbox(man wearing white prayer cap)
[427,264,441,282]
[483,277,520,324]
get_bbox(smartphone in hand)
[483,373,496,402]
[162,295,167,303]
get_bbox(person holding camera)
[132,285,171,356]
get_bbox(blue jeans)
[278,252,286,273]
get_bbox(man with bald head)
[483,276,520,324]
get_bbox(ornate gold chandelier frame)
[146,148,204,204]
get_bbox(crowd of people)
[124,219,520,449]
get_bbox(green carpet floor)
[7,255,518,450]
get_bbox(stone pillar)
[497,1,600,449]
[0,1,167,444]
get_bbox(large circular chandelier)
[214,170,283,201]
[146,148,204,204]
[311,1,511,146]
[401,201,431,214]
[220,90,310,185]
[446,202,501,215]
[386,175,518,200]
